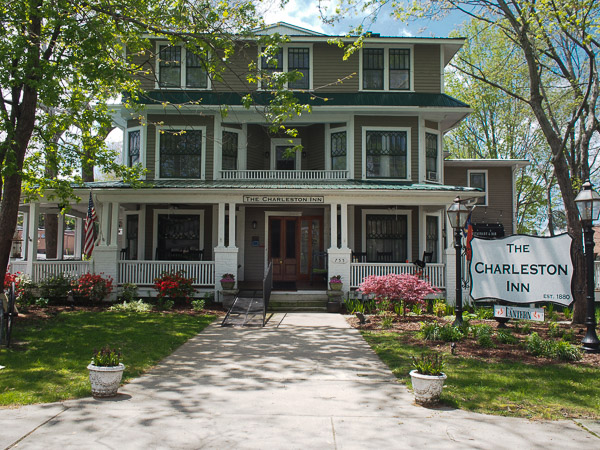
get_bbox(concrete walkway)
[1,313,599,449]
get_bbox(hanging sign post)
[470,234,573,306]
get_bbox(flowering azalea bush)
[359,273,438,316]
[72,273,114,302]
[154,271,195,303]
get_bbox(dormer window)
[361,47,412,91]
[157,44,208,89]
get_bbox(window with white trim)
[159,129,203,178]
[222,130,238,170]
[126,129,141,167]
[366,214,408,262]
[365,130,408,179]
[425,132,439,182]
[361,47,412,91]
[425,215,439,263]
[157,44,208,89]
[469,170,488,206]
[330,131,347,170]
[260,46,311,90]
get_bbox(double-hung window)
[127,129,141,167]
[365,130,409,179]
[365,214,408,262]
[362,47,411,91]
[260,46,311,89]
[330,131,347,170]
[469,170,488,205]
[222,131,238,170]
[425,132,439,182]
[288,48,310,89]
[260,48,284,88]
[158,44,208,89]
[425,215,439,262]
[159,129,203,179]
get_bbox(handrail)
[219,170,349,180]
[263,262,273,326]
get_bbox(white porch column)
[74,217,83,259]
[214,247,239,301]
[340,202,348,249]
[328,248,352,297]
[26,203,39,276]
[330,203,338,250]
[22,212,29,260]
[100,202,110,246]
[57,214,65,260]
[228,202,236,248]
[217,202,226,247]
[110,202,119,247]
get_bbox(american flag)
[83,192,97,258]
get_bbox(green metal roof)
[80,179,479,192]
[129,91,469,109]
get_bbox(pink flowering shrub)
[358,273,438,316]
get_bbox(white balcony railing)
[118,261,215,286]
[31,261,92,282]
[219,170,349,180]
[350,263,445,289]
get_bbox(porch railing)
[219,170,349,180]
[350,263,446,289]
[118,261,215,286]
[31,261,92,282]
[9,261,28,275]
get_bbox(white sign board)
[243,195,324,204]
[494,305,544,322]
[470,234,573,306]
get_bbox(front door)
[269,217,298,281]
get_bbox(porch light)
[252,220,258,230]
[446,196,472,327]
[574,180,600,353]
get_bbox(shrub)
[380,313,394,329]
[470,323,494,339]
[554,341,583,361]
[191,299,205,311]
[35,297,50,308]
[433,299,447,317]
[359,273,438,316]
[563,307,572,320]
[156,299,175,311]
[420,322,465,342]
[38,274,74,300]
[91,347,122,367]
[495,330,518,345]
[526,332,582,361]
[474,306,494,320]
[72,273,114,302]
[110,300,152,312]
[154,271,195,303]
[119,283,139,303]
[548,321,562,338]
[412,353,445,376]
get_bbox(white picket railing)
[219,170,349,180]
[9,261,28,275]
[32,261,92,282]
[118,261,215,286]
[350,263,445,289]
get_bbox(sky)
[257,0,471,38]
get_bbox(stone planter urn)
[87,363,125,398]
[220,281,235,290]
[409,370,447,405]
[329,282,342,291]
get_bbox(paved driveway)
[1,313,598,449]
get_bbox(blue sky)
[258,0,471,37]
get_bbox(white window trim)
[155,125,207,180]
[270,138,302,171]
[420,209,443,264]
[152,209,205,260]
[123,211,144,261]
[362,126,412,181]
[325,125,348,171]
[258,43,314,91]
[424,128,441,184]
[124,126,145,172]
[154,41,211,90]
[468,169,489,206]
[361,208,412,260]
[359,44,415,92]
[220,127,243,172]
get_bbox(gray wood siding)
[127,45,156,92]
[244,208,266,281]
[212,44,257,92]
[444,165,514,233]
[146,114,215,180]
[247,125,269,170]
[313,43,359,92]
[354,116,419,180]
[304,125,324,170]
[414,45,441,93]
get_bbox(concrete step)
[270,292,329,302]
[269,305,328,312]
[269,300,329,308]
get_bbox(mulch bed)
[348,313,600,368]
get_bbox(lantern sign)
[470,234,573,306]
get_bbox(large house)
[13,23,527,303]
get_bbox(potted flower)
[87,347,125,398]
[329,275,343,291]
[409,353,446,405]
[220,273,235,290]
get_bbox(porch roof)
[130,91,470,109]
[79,179,481,193]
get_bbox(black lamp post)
[574,180,600,353]
[447,196,471,327]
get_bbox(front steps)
[269,291,330,312]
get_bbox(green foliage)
[380,314,394,329]
[191,299,205,311]
[495,330,518,345]
[38,275,74,300]
[419,322,465,342]
[548,321,562,338]
[470,323,495,348]
[344,297,377,314]
[35,297,50,308]
[526,332,582,361]
[119,284,139,303]
[91,347,122,367]
[156,299,175,311]
[433,299,447,317]
[411,353,445,376]
[514,321,532,335]
[474,306,494,320]
[110,300,152,313]
[563,307,572,320]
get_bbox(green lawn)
[363,331,600,420]
[0,311,215,406]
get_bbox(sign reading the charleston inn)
[470,234,574,306]
[243,195,324,204]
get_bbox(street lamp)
[447,196,471,327]
[574,180,600,353]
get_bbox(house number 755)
[334,258,347,264]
